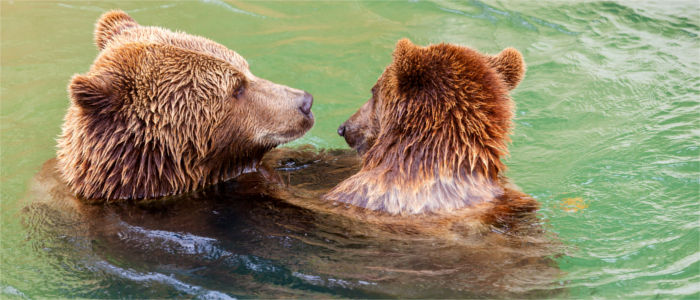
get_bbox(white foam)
[95,260,235,300]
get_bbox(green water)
[1,0,698,298]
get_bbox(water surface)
[1,0,699,298]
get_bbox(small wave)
[118,221,220,257]
[293,271,377,289]
[629,283,700,297]
[116,222,285,276]
[93,260,235,300]
[57,2,179,13]
[56,3,105,12]
[435,1,578,35]
[115,220,379,294]
[200,0,262,18]
[1,285,28,299]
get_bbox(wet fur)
[326,39,536,221]
[58,11,313,201]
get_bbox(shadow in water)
[22,146,565,298]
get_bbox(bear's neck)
[57,113,268,200]
[325,132,508,215]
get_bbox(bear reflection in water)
[24,147,563,298]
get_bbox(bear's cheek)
[265,115,314,144]
[260,105,313,142]
[227,105,293,146]
[219,104,264,144]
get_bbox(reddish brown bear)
[57,10,314,201]
[327,39,536,222]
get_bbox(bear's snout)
[337,120,369,154]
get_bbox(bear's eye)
[233,86,246,99]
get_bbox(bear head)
[57,10,314,200]
[328,39,525,215]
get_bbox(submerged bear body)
[25,151,560,298]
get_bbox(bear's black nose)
[299,92,313,116]
[337,124,346,137]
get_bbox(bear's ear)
[392,38,431,91]
[488,48,526,90]
[68,74,117,113]
[94,10,138,50]
[393,38,418,61]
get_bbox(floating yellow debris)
[560,197,588,212]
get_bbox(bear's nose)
[299,92,313,116]
[337,124,346,137]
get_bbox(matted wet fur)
[57,10,314,201]
[325,39,534,224]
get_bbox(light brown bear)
[57,10,314,201]
[326,39,536,225]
